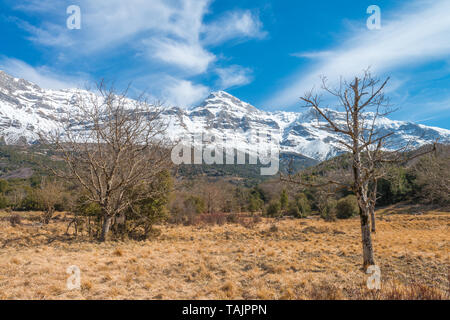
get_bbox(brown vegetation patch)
[0,210,448,300]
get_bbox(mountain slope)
[0,70,449,161]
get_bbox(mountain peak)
[0,72,449,161]
[0,70,15,83]
[209,90,234,99]
[200,90,259,114]
[0,70,41,92]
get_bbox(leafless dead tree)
[40,82,173,241]
[37,178,64,224]
[283,70,435,270]
[412,146,450,206]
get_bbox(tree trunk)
[360,209,376,270]
[370,207,376,233]
[100,215,113,242]
[370,179,377,233]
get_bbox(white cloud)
[202,10,267,46]
[267,0,450,108]
[146,38,215,74]
[15,0,265,77]
[163,78,209,107]
[9,0,267,105]
[19,0,207,51]
[0,57,88,90]
[13,0,62,12]
[216,65,252,89]
[290,51,333,59]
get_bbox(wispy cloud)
[202,10,267,46]
[215,65,253,89]
[399,95,450,123]
[266,0,450,108]
[0,57,89,90]
[290,51,333,59]
[145,38,216,75]
[162,77,209,107]
[15,0,265,76]
[10,0,265,103]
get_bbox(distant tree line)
[1,146,446,227]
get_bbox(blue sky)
[1,0,450,129]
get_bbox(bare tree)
[37,178,64,224]
[199,181,223,214]
[412,146,449,206]
[41,83,173,241]
[284,70,435,269]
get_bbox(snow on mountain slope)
[0,70,449,161]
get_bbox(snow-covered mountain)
[1,70,449,161]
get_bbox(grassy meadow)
[0,208,448,300]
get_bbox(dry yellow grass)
[0,210,448,300]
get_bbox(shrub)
[287,193,311,218]
[76,199,102,217]
[184,196,205,214]
[320,199,337,221]
[9,214,21,227]
[198,213,227,225]
[20,188,43,211]
[287,201,301,217]
[0,179,8,193]
[126,170,172,239]
[0,195,8,209]
[410,154,450,206]
[226,213,239,223]
[265,200,281,217]
[238,215,262,229]
[296,193,311,217]
[280,189,288,210]
[377,167,413,205]
[175,195,206,225]
[248,194,264,213]
[336,195,359,219]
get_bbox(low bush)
[287,193,311,218]
[0,196,8,209]
[336,195,359,219]
[9,214,21,227]
[265,200,281,217]
[320,199,337,221]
